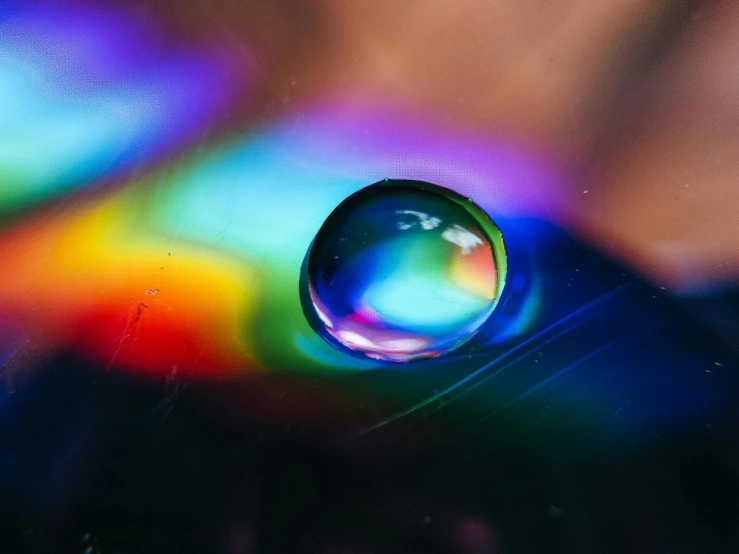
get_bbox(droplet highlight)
[301,179,507,362]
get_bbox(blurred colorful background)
[0,1,565,379]
[3,0,737,381]
[1,1,739,552]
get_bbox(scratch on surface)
[0,339,30,403]
[106,333,130,371]
[438,319,586,408]
[191,345,206,372]
[133,302,148,323]
[474,336,623,425]
[166,211,182,250]
[212,222,233,248]
[153,364,181,419]
[348,281,634,439]
[106,301,148,370]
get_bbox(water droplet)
[301,179,507,362]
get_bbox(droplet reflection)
[302,179,507,362]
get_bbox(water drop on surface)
[301,179,507,362]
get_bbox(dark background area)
[0,222,737,553]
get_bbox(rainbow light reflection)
[0,90,555,376]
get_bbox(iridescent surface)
[304,180,507,361]
[1,2,739,552]
[0,97,551,377]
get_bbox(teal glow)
[137,101,553,371]
[149,139,371,262]
[358,238,489,331]
[363,275,489,331]
[145,137,376,373]
[0,6,238,214]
